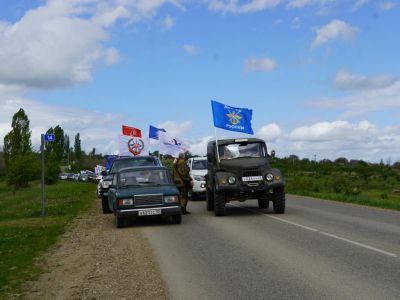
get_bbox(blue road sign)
[44,134,55,142]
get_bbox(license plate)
[242,176,263,182]
[138,209,161,216]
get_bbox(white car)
[187,157,208,200]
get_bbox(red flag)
[122,125,142,137]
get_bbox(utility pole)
[41,134,45,218]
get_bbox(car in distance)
[107,166,182,228]
[187,157,207,200]
[206,138,285,216]
[99,156,162,214]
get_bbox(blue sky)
[0,0,399,163]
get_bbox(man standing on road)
[173,153,192,214]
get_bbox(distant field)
[284,172,400,211]
[0,179,96,299]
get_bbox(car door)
[108,174,118,212]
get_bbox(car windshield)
[111,157,158,173]
[219,143,265,160]
[119,169,170,187]
[192,159,207,170]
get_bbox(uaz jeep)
[206,138,285,216]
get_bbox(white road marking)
[229,203,398,259]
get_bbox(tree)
[45,125,65,162]
[3,108,39,189]
[74,133,82,160]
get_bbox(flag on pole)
[122,125,142,137]
[158,131,189,158]
[119,135,150,157]
[211,100,254,135]
[149,125,166,140]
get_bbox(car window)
[192,159,207,170]
[110,157,158,173]
[219,143,265,159]
[119,169,171,187]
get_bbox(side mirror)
[101,170,107,176]
[270,150,275,158]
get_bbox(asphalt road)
[138,195,400,300]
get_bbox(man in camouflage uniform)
[173,153,192,214]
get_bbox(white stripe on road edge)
[229,203,398,259]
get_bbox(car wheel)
[102,196,112,214]
[115,215,125,228]
[258,198,269,209]
[214,188,226,216]
[273,187,286,214]
[171,214,182,224]
[206,188,214,211]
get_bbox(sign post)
[41,133,55,218]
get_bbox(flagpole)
[214,127,220,166]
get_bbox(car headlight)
[265,173,274,182]
[227,176,236,185]
[118,198,133,206]
[164,195,179,203]
[194,175,205,181]
[102,180,111,188]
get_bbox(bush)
[6,153,40,189]
[45,156,60,185]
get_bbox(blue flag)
[149,125,166,140]
[211,100,254,135]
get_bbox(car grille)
[134,194,163,207]
[242,168,262,178]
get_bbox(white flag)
[158,131,189,158]
[118,134,150,157]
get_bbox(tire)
[258,198,269,209]
[206,188,214,211]
[273,187,286,214]
[115,215,125,228]
[102,196,112,214]
[214,188,226,216]
[171,214,182,224]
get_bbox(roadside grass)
[285,174,400,211]
[0,179,96,299]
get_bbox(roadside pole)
[41,133,55,218]
[41,134,45,218]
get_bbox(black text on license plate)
[138,209,161,216]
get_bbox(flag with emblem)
[211,100,254,135]
[157,131,189,158]
[122,125,142,137]
[119,135,150,157]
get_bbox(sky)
[0,0,399,163]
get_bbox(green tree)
[3,108,39,189]
[74,133,82,160]
[45,125,65,162]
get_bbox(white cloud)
[0,97,123,154]
[309,71,400,118]
[334,69,397,91]
[188,136,213,156]
[257,123,282,141]
[162,15,175,30]
[208,0,282,14]
[284,120,400,162]
[243,57,277,73]
[311,19,358,48]
[183,44,199,55]
[0,0,181,89]
[287,0,313,8]
[157,120,192,137]
[379,1,397,11]
[291,17,301,29]
[352,0,370,11]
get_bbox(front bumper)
[117,205,182,218]
[192,180,206,193]
[216,181,284,193]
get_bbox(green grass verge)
[0,180,96,299]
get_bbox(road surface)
[140,195,400,300]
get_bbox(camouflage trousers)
[179,188,189,210]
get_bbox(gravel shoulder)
[23,199,169,300]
